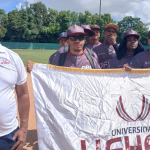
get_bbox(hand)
[27,60,33,74]
[11,128,27,150]
[105,35,117,45]
[123,64,132,72]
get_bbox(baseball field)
[12,49,56,150]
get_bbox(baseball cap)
[81,25,95,36]
[148,31,150,39]
[58,32,67,39]
[67,24,85,37]
[90,24,100,31]
[123,29,139,39]
[104,23,119,32]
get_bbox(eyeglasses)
[69,35,85,41]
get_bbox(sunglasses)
[69,35,85,41]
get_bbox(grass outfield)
[12,49,57,66]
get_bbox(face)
[67,33,85,52]
[90,29,100,40]
[103,27,117,38]
[126,36,138,50]
[84,30,91,45]
[59,37,67,47]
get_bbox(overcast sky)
[1,0,150,27]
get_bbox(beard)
[74,49,82,52]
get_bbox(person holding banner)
[86,24,101,50]
[130,31,150,68]
[93,23,119,69]
[108,29,145,68]
[0,25,30,150]
[52,24,100,69]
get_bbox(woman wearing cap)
[130,31,150,68]
[108,29,145,69]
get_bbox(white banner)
[31,64,150,150]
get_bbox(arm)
[11,82,30,150]
[27,60,33,74]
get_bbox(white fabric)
[0,44,27,136]
[31,64,150,150]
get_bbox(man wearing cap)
[0,25,30,150]
[108,29,144,68]
[81,25,95,46]
[58,32,68,47]
[86,24,101,50]
[52,24,100,69]
[130,31,150,68]
[93,23,119,69]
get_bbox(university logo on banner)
[31,64,150,150]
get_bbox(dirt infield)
[23,72,39,150]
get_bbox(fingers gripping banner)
[31,64,150,150]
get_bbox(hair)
[117,38,145,60]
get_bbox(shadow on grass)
[23,130,38,150]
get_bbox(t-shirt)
[0,44,27,136]
[86,42,101,50]
[130,50,150,68]
[108,54,134,69]
[51,48,100,69]
[93,43,116,69]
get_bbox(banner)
[31,64,150,150]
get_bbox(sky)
[0,0,150,28]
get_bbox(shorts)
[0,127,19,150]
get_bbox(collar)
[0,44,6,53]
[67,52,84,56]
[67,48,85,56]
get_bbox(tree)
[117,16,149,44]
[0,9,7,40]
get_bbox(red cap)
[123,29,139,39]
[104,23,119,32]
[67,24,85,37]
[81,25,95,36]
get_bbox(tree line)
[0,2,149,44]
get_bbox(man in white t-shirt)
[0,25,30,150]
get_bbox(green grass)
[12,49,57,66]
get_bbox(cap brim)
[105,25,119,32]
[84,29,95,36]
[124,34,140,39]
[67,32,85,37]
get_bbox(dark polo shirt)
[93,43,117,69]
[130,50,150,68]
[108,54,134,69]
[51,48,100,69]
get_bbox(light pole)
[99,0,101,18]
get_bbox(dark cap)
[67,24,85,37]
[81,25,95,36]
[148,31,150,39]
[104,23,119,32]
[90,24,100,31]
[123,29,139,39]
[58,32,67,39]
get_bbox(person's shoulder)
[133,51,145,59]
[1,45,20,58]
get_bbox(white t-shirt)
[0,44,27,136]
